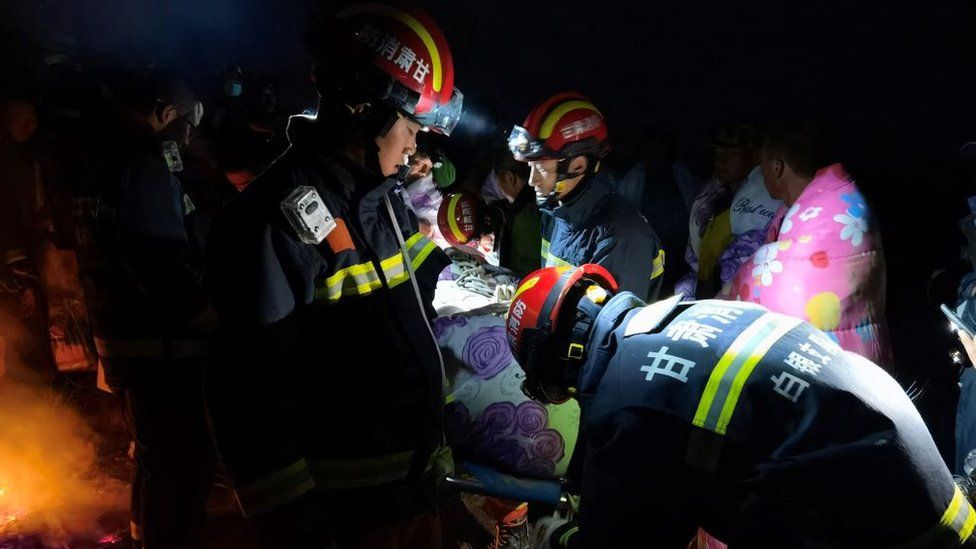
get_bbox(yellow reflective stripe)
[545,254,574,268]
[714,317,800,434]
[384,233,438,288]
[404,232,425,249]
[316,261,382,302]
[235,459,315,517]
[896,484,976,547]
[942,485,976,543]
[381,253,408,287]
[693,317,770,428]
[558,526,580,547]
[317,234,438,298]
[541,239,574,268]
[370,5,443,92]
[693,313,800,435]
[539,100,601,139]
[411,239,438,270]
[962,503,976,543]
[652,249,666,279]
[310,451,415,490]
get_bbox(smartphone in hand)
[941,303,976,339]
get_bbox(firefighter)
[204,3,462,546]
[72,75,214,547]
[507,265,976,548]
[507,93,666,301]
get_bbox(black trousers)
[121,360,216,548]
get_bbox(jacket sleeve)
[575,409,700,548]
[592,219,666,302]
[205,201,316,516]
[117,155,207,323]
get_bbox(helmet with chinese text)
[507,92,610,162]
[305,2,464,136]
[506,265,618,403]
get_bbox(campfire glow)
[0,382,126,543]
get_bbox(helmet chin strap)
[536,158,578,207]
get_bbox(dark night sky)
[3,0,975,165]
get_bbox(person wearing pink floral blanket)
[722,125,891,365]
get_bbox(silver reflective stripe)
[309,451,415,490]
[314,261,382,302]
[541,239,573,268]
[235,459,315,517]
[385,233,438,288]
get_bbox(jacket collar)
[544,171,614,225]
[286,114,400,205]
[576,292,646,406]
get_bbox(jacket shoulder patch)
[624,295,685,337]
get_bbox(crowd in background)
[3,31,976,547]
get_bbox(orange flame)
[0,382,126,541]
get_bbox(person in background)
[616,128,703,295]
[71,74,215,547]
[677,124,767,299]
[0,96,57,382]
[949,185,976,474]
[214,77,288,193]
[721,122,892,366]
[509,92,666,301]
[487,143,540,278]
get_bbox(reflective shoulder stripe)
[541,239,574,268]
[652,248,666,279]
[692,313,801,435]
[896,484,976,547]
[309,451,415,490]
[234,459,315,517]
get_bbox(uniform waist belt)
[94,336,205,359]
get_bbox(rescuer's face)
[376,114,421,177]
[528,159,559,200]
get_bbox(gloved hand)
[531,515,569,549]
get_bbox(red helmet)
[437,190,505,251]
[507,265,618,403]
[508,92,611,161]
[438,190,483,248]
[308,3,464,135]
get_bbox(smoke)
[0,380,126,542]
